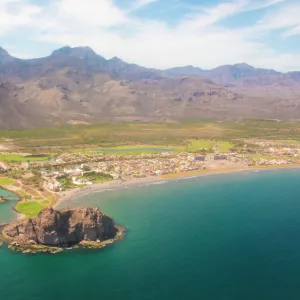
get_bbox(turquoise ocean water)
[1,169,300,299]
[0,188,18,223]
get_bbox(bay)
[1,169,300,299]
[0,188,18,223]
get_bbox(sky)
[1,0,300,71]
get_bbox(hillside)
[1,46,300,129]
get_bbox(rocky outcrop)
[2,207,124,253]
[0,196,8,203]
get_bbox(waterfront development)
[1,136,300,218]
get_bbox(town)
[1,138,300,218]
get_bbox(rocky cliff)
[2,207,124,252]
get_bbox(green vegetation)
[57,175,77,189]
[94,149,171,155]
[101,145,165,150]
[75,147,182,155]
[82,171,113,183]
[3,120,300,151]
[57,172,113,189]
[0,154,50,162]
[183,139,234,153]
[251,155,276,160]
[218,141,234,153]
[0,177,16,185]
[3,118,300,218]
[16,200,50,218]
[187,140,214,151]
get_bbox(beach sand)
[56,162,300,207]
[57,176,164,206]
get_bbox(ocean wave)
[136,181,168,187]
[150,181,168,185]
[139,181,168,186]
[93,188,116,193]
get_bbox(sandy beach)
[57,176,165,206]
[56,163,300,207]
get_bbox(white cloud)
[285,25,300,37]
[250,1,300,40]
[132,0,159,10]
[179,0,247,31]
[257,2,300,31]
[0,0,42,35]
[2,43,40,59]
[1,0,300,71]
[58,0,127,27]
[245,0,286,11]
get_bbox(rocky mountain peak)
[234,63,255,70]
[109,56,123,62]
[51,46,102,59]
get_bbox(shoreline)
[56,163,300,207]
[57,176,165,206]
[2,163,300,222]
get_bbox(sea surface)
[2,169,300,299]
[0,188,18,223]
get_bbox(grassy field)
[73,144,185,155]
[186,140,214,152]
[2,119,300,152]
[251,155,277,160]
[77,141,235,155]
[218,141,235,153]
[0,176,56,218]
[0,154,50,162]
[3,119,300,150]
[0,177,16,185]
[82,172,113,183]
[16,200,50,218]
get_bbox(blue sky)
[1,0,300,71]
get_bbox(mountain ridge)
[2,45,300,84]
[1,45,300,129]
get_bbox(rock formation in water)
[0,197,6,203]
[2,207,124,253]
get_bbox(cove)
[0,188,18,223]
[2,169,300,299]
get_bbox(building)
[195,155,206,161]
[0,161,8,172]
[214,154,227,160]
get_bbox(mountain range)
[1,45,300,129]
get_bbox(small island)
[1,207,125,253]
[0,196,8,204]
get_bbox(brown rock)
[3,207,119,248]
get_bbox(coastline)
[0,185,21,222]
[3,163,300,222]
[56,163,300,207]
[57,176,165,206]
